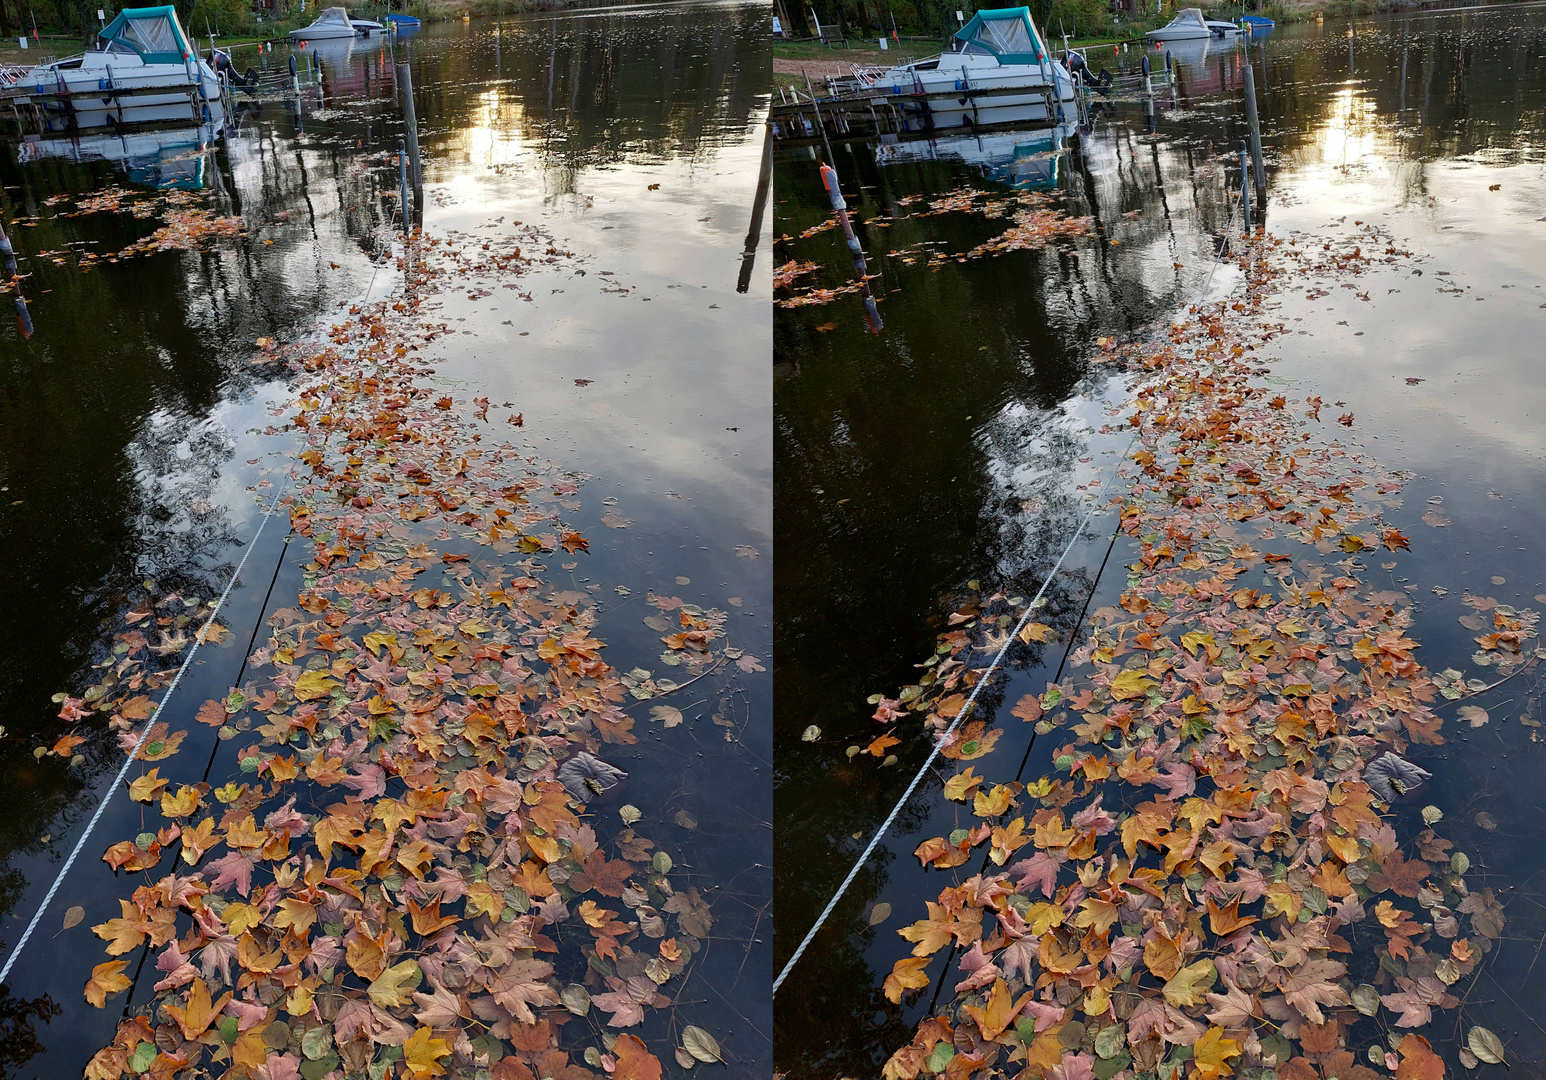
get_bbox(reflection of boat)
[10,6,226,132]
[1152,34,1216,67]
[290,7,380,40]
[304,35,359,73]
[1146,8,1212,40]
[875,123,1075,190]
[16,122,218,189]
[858,7,1077,129]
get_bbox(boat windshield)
[972,16,1033,54]
[309,7,354,29]
[1167,8,1209,28]
[115,14,182,54]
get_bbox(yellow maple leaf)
[273,898,318,934]
[1193,1027,1242,1080]
[1162,958,1216,1009]
[403,1027,452,1080]
[292,669,341,701]
[1110,669,1157,700]
[165,976,232,1040]
[1018,622,1054,644]
[962,978,1026,1040]
[128,768,168,803]
[159,785,202,818]
[367,959,422,1008]
[883,956,931,1004]
[221,901,262,935]
[943,767,983,802]
[84,960,131,1007]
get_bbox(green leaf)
[681,1026,724,1064]
[301,1026,334,1061]
[1094,1052,1131,1080]
[300,1054,339,1080]
[1351,984,1380,1017]
[1467,1026,1506,1066]
[127,1042,157,1075]
[1095,1025,1126,1059]
[924,1043,956,1074]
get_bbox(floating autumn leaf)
[291,669,340,701]
[884,956,931,1003]
[1467,1026,1506,1066]
[1162,958,1216,1008]
[680,1026,724,1064]
[613,1033,664,1080]
[1192,1028,1242,1080]
[402,1027,452,1080]
[84,960,132,1007]
[164,977,232,1040]
[869,227,1513,1080]
[1395,1034,1445,1080]
[1018,621,1054,644]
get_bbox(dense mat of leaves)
[867,228,1531,1080]
[60,227,726,1080]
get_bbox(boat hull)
[868,62,1076,129]
[15,61,226,132]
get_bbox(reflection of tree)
[406,6,768,194]
[0,984,59,1078]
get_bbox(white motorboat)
[858,6,1078,129]
[1146,8,1212,41]
[290,7,370,41]
[350,17,385,34]
[1206,18,1241,34]
[11,6,226,132]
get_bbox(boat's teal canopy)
[98,6,193,64]
[954,6,1047,63]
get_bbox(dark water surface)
[773,5,1546,1076]
[0,4,770,1075]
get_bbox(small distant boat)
[1146,8,1212,41]
[383,13,420,27]
[290,7,378,41]
[1239,14,1275,28]
[8,6,227,132]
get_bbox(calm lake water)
[0,4,770,1075]
[773,4,1546,1075]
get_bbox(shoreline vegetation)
[0,0,655,67]
[771,0,1545,87]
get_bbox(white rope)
[0,474,293,988]
[772,474,1128,996]
[772,164,1252,998]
